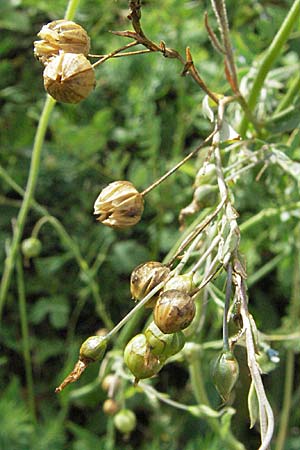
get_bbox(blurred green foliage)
[1,0,300,449]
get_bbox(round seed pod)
[124,334,162,381]
[43,52,95,103]
[212,351,239,402]
[154,289,196,334]
[103,399,119,416]
[130,261,170,308]
[163,273,194,294]
[79,335,107,362]
[101,374,120,392]
[21,237,42,258]
[114,409,137,434]
[94,181,144,228]
[34,19,90,65]
[144,321,185,360]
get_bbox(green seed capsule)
[212,351,239,402]
[79,335,107,362]
[124,334,162,381]
[21,237,42,258]
[144,321,185,359]
[154,290,196,334]
[114,409,137,434]
[130,261,170,308]
[163,273,194,294]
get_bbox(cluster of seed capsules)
[34,20,95,103]
[124,262,196,382]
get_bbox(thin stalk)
[239,0,300,136]
[247,252,289,288]
[275,350,294,450]
[141,130,216,196]
[16,254,37,425]
[92,41,139,68]
[223,263,232,351]
[275,72,300,113]
[0,0,82,321]
[240,202,300,233]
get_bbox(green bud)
[144,321,185,360]
[163,273,194,294]
[124,334,162,381]
[79,335,107,362]
[212,351,239,402]
[21,237,42,258]
[114,409,137,434]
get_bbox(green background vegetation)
[1,0,300,448]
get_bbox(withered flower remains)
[34,19,90,65]
[94,181,144,228]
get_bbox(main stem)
[239,0,300,136]
[0,0,81,321]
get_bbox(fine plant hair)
[1,1,300,449]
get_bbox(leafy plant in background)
[1,0,300,449]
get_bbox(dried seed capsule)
[130,261,170,308]
[114,409,137,434]
[163,273,194,294]
[144,321,185,360]
[21,237,42,258]
[94,181,144,228]
[79,335,107,362]
[34,19,90,65]
[124,334,162,381]
[43,52,95,103]
[154,289,196,334]
[212,351,239,402]
[103,399,119,416]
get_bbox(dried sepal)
[130,261,170,308]
[43,52,95,103]
[94,181,144,228]
[34,19,90,65]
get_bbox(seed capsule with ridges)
[94,181,144,228]
[79,335,107,362]
[154,289,196,334]
[124,334,162,381]
[43,52,95,103]
[163,273,194,294]
[130,261,170,308]
[144,321,185,359]
[212,351,239,402]
[34,19,90,65]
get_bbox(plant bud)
[34,19,90,65]
[21,237,42,258]
[212,351,239,402]
[79,335,107,362]
[124,334,162,381]
[94,181,144,228]
[144,321,185,360]
[154,290,196,334]
[130,261,170,308]
[101,374,120,392]
[163,273,194,294]
[114,409,137,434]
[43,52,95,103]
[103,398,119,416]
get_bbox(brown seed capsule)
[103,398,119,416]
[94,181,144,228]
[34,19,90,65]
[43,52,95,103]
[154,289,196,334]
[130,261,170,308]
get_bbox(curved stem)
[239,0,300,136]
[0,0,83,321]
